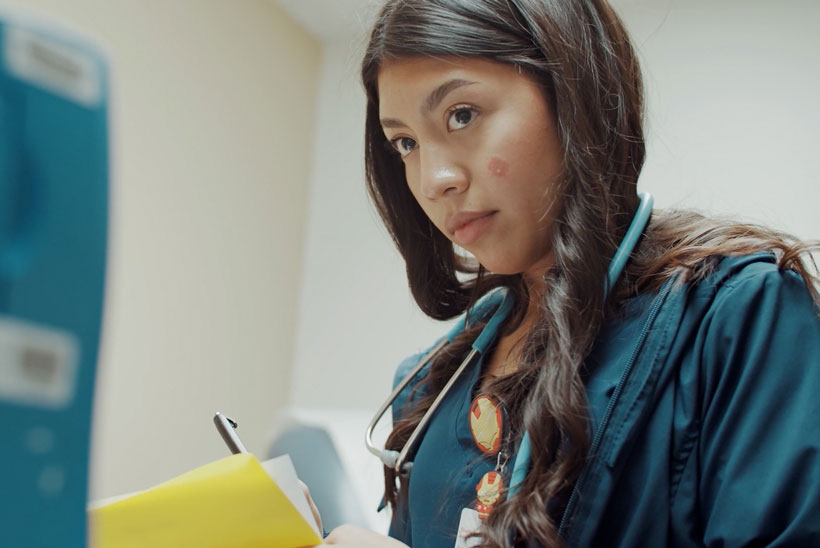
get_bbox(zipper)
[557,281,674,536]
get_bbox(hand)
[318,524,410,547]
[298,480,322,533]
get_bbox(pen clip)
[213,411,249,455]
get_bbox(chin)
[477,252,551,278]
[476,258,527,276]
[483,267,519,276]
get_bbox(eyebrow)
[380,78,477,129]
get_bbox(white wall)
[286,1,820,526]
[1,0,322,499]
[626,0,820,238]
[289,38,452,412]
[285,32,439,528]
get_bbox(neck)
[480,261,551,386]
[481,291,540,385]
[522,250,553,304]
[522,271,547,323]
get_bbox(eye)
[390,136,417,158]
[447,106,477,131]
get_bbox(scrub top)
[395,305,650,548]
[403,353,513,548]
[390,255,820,546]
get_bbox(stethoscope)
[365,192,654,498]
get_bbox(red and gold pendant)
[474,470,504,519]
[469,395,502,455]
[469,395,506,518]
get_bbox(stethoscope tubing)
[507,192,653,495]
[364,337,447,470]
[367,193,654,498]
[397,346,479,476]
[365,290,513,475]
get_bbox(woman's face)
[377,57,564,279]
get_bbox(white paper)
[260,454,321,536]
[454,507,483,548]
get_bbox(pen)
[213,412,249,454]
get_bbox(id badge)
[454,507,483,548]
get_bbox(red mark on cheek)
[488,157,509,177]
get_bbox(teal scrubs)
[388,254,820,547]
[403,352,511,546]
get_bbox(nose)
[418,147,468,200]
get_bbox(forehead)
[377,56,521,114]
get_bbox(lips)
[445,210,497,246]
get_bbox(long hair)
[361,1,818,547]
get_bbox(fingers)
[322,525,410,547]
[298,480,323,533]
[322,524,353,544]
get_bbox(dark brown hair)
[361,1,819,546]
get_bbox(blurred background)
[2,0,818,533]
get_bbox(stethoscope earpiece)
[379,449,399,469]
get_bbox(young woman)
[311,0,820,546]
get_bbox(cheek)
[487,157,509,177]
[403,163,421,197]
[404,171,442,228]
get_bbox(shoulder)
[391,343,438,420]
[669,253,819,374]
[665,252,818,330]
[657,253,820,449]
[393,346,434,390]
[711,253,809,294]
[390,344,436,424]
[597,254,816,366]
[683,256,820,543]
[390,288,511,422]
[695,253,818,341]
[606,252,820,423]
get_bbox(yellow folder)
[89,453,323,548]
